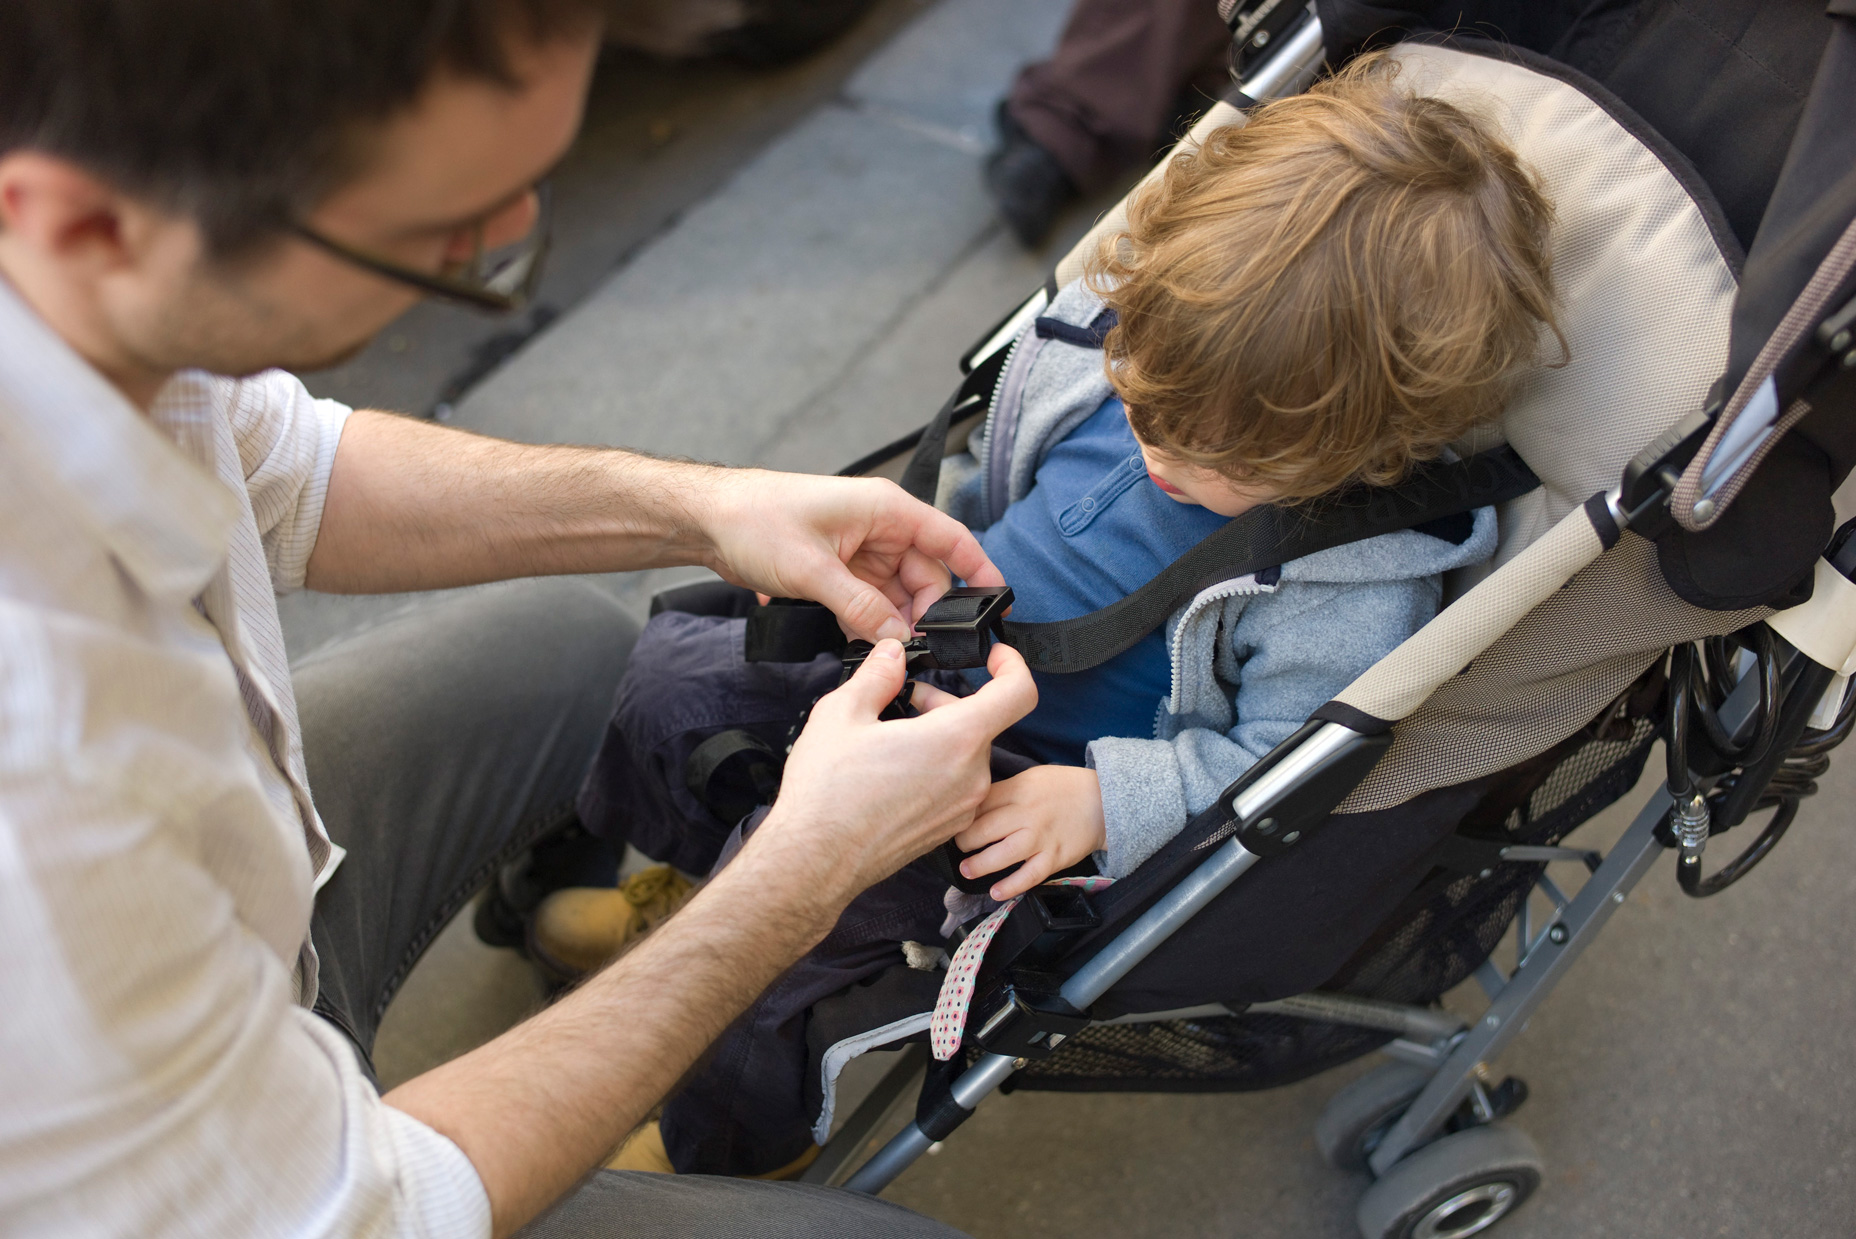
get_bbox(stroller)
[656,3,1856,1235]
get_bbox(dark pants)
[580,611,1000,1176]
[1009,0,1233,192]
[295,578,967,1237]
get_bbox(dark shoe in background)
[472,814,620,953]
[984,103,1079,248]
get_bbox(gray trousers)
[292,576,966,1238]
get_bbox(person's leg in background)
[988,0,1233,245]
[298,575,639,1074]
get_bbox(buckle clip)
[972,982,1091,1059]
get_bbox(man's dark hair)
[0,0,600,253]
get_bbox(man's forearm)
[383,821,841,1238]
[306,409,726,593]
[383,642,1036,1236]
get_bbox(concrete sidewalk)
[283,1,1856,1234]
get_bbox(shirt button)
[1082,498,1096,511]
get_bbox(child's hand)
[952,765,1107,900]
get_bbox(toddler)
[573,54,1559,1177]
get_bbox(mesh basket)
[1008,679,1662,1095]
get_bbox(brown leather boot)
[527,865,695,982]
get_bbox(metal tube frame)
[831,754,1694,1193]
[1236,4,1328,102]
[841,729,1368,1192]
[830,641,1796,1194]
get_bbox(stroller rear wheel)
[1356,1124,1542,1239]
[1315,1062,1434,1173]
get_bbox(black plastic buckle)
[838,586,1016,722]
[972,884,1101,977]
[971,982,1092,1060]
[913,585,1014,669]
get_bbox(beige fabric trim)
[1051,102,1248,289]
[1339,534,1769,813]
[1383,44,1737,574]
[1335,506,1605,723]
[1767,558,1856,676]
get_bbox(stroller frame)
[781,6,1856,1234]
[814,708,1679,1188]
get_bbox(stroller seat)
[806,32,1741,1129]
[723,5,1856,1234]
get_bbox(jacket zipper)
[1164,576,1275,721]
[983,329,1027,524]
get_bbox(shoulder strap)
[994,447,1538,673]
[897,305,1115,503]
[747,446,1539,674]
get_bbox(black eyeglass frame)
[288,181,553,313]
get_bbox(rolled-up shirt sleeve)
[224,370,352,594]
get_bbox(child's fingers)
[954,801,1022,852]
[958,828,1037,881]
[988,853,1056,901]
[979,769,1036,808]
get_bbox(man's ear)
[0,150,159,273]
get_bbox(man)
[0,2,1034,1236]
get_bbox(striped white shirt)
[0,279,491,1237]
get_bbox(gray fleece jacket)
[943,280,1498,878]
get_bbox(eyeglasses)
[288,181,553,313]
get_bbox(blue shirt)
[965,397,1230,764]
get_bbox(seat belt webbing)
[752,445,1539,675]
[995,446,1540,674]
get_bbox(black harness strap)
[746,446,1540,675]
[996,447,1538,673]
[899,304,1113,502]
[684,729,783,826]
[745,596,848,662]
[898,344,1011,503]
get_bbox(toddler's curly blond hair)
[1090,53,1561,503]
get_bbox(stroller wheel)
[1315,1062,1433,1173]
[1355,1124,1542,1239]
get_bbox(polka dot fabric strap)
[928,876,1114,1060]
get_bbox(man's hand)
[699,470,1002,643]
[748,636,1038,900]
[385,638,1034,1237]
[953,765,1107,900]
